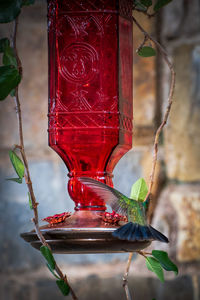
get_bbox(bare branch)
[123,253,134,300]
[13,17,78,300]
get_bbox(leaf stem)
[137,250,147,258]
[12,17,78,300]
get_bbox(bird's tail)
[112,222,169,243]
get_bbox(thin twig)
[13,17,78,300]
[136,251,147,258]
[123,251,149,300]
[137,34,148,51]
[123,253,134,300]
[132,15,175,217]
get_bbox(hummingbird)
[78,177,168,243]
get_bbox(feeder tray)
[21,211,151,253]
[21,228,151,254]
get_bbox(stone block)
[0,1,52,160]
[36,273,194,300]
[152,184,200,263]
[165,44,200,181]
[133,12,156,127]
[132,11,156,146]
[162,0,200,40]
[0,272,194,300]
[133,126,155,146]
[154,275,194,300]
[170,185,200,262]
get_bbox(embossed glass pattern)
[48,0,133,211]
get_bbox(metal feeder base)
[21,211,151,253]
[21,228,151,254]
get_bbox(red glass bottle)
[48,0,133,216]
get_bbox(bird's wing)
[78,177,129,215]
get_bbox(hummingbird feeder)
[21,0,154,253]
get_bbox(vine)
[122,1,176,298]
[0,0,176,299]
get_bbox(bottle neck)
[68,171,113,211]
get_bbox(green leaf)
[21,0,35,6]
[134,0,147,11]
[154,0,172,12]
[47,263,60,279]
[10,89,16,97]
[130,178,148,202]
[7,177,22,184]
[146,257,164,283]
[40,245,55,270]
[0,0,21,23]
[140,0,152,7]
[0,38,10,52]
[3,47,17,68]
[9,150,24,179]
[0,38,17,68]
[28,192,33,209]
[56,279,70,296]
[137,46,156,57]
[152,250,178,275]
[0,0,35,23]
[0,65,21,100]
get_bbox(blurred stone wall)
[0,0,200,299]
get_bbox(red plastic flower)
[42,212,71,225]
[101,211,128,225]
